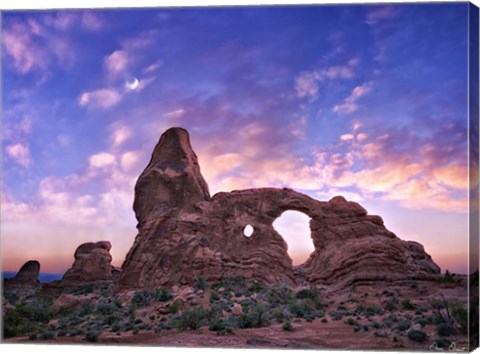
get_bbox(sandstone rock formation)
[61,241,119,285]
[4,260,40,288]
[118,127,440,290]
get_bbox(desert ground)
[3,274,475,351]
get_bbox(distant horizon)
[2,4,472,275]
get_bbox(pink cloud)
[294,58,358,100]
[81,11,103,31]
[2,22,46,74]
[333,81,373,114]
[5,143,32,167]
[365,6,399,25]
[104,50,129,76]
[78,88,122,109]
[89,152,117,168]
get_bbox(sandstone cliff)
[118,127,440,290]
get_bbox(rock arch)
[118,127,440,290]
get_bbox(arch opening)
[273,210,314,266]
[243,224,254,237]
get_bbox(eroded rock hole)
[273,210,314,266]
[243,224,254,237]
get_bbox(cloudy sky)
[2,3,472,274]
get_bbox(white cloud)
[162,109,186,118]
[78,88,122,109]
[142,60,163,74]
[340,133,354,141]
[89,152,116,168]
[333,81,373,114]
[6,143,32,167]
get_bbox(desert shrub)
[408,329,427,343]
[237,303,270,328]
[28,333,38,340]
[282,320,293,331]
[402,299,415,310]
[355,304,384,316]
[96,301,117,316]
[57,329,68,337]
[210,291,220,303]
[371,321,381,329]
[272,307,286,323]
[450,301,468,333]
[79,302,94,317]
[71,284,95,295]
[321,318,328,323]
[84,330,100,342]
[112,297,123,308]
[438,270,456,283]
[3,300,53,338]
[111,322,122,332]
[434,337,452,348]
[3,291,20,306]
[167,300,181,314]
[154,288,173,302]
[395,320,412,332]
[40,331,56,340]
[296,287,318,300]
[132,290,151,307]
[173,307,208,331]
[363,325,369,331]
[384,297,398,312]
[262,284,294,305]
[195,277,207,291]
[374,331,388,338]
[329,310,353,321]
[247,281,264,294]
[436,323,455,337]
[345,318,359,326]
[208,318,226,332]
[414,317,429,327]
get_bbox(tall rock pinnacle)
[133,127,210,223]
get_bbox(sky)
[1,3,473,275]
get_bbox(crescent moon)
[125,77,139,90]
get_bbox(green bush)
[195,277,207,291]
[167,300,181,314]
[85,330,100,342]
[345,318,359,326]
[282,320,293,331]
[40,331,56,340]
[408,329,427,343]
[436,323,455,337]
[172,307,208,331]
[132,290,151,307]
[395,320,412,331]
[154,288,173,302]
[402,299,415,310]
[208,318,226,332]
[450,301,468,333]
[3,300,53,338]
[237,303,270,328]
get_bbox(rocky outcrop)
[61,241,119,285]
[4,260,40,288]
[118,127,440,290]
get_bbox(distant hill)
[2,272,62,284]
